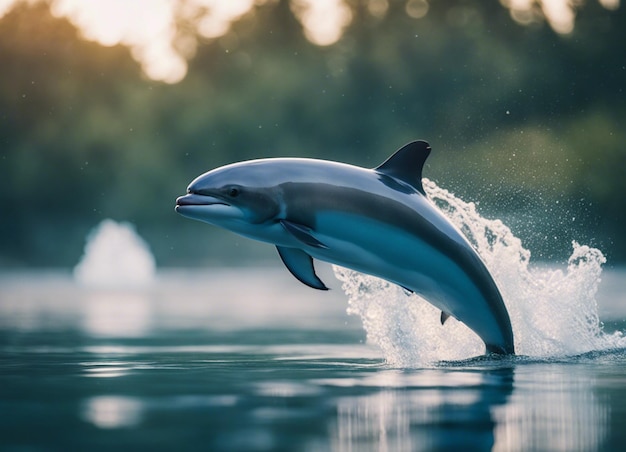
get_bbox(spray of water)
[74,219,156,288]
[334,179,625,366]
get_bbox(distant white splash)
[334,179,626,366]
[74,219,156,288]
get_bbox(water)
[336,180,626,365]
[73,219,156,288]
[2,194,626,450]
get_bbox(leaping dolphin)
[175,141,515,355]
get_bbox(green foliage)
[0,1,624,266]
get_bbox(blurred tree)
[0,0,624,266]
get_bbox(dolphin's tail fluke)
[486,342,515,355]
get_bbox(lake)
[1,265,626,451]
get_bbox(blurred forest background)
[0,0,624,268]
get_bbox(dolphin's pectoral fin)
[276,246,329,291]
[440,311,452,325]
[280,220,328,249]
[400,285,413,296]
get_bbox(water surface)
[1,267,626,451]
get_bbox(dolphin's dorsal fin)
[375,140,431,195]
[440,311,451,325]
[276,246,329,290]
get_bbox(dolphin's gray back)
[270,160,514,354]
[182,152,515,354]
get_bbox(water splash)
[334,179,625,366]
[74,219,156,288]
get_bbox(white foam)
[334,179,625,366]
[74,219,156,288]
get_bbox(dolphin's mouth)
[175,193,229,209]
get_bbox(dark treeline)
[0,1,624,267]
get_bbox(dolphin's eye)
[228,187,240,197]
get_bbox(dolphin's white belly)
[175,140,515,354]
[308,212,505,346]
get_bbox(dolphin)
[175,141,515,355]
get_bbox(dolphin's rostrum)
[176,141,515,355]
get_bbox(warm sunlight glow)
[405,0,429,19]
[48,0,257,83]
[0,0,621,81]
[290,0,353,46]
[598,0,620,8]
[191,0,257,39]
[0,0,257,83]
[0,0,14,16]
[540,0,576,33]
[367,0,389,18]
[500,0,620,34]
[50,0,186,83]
